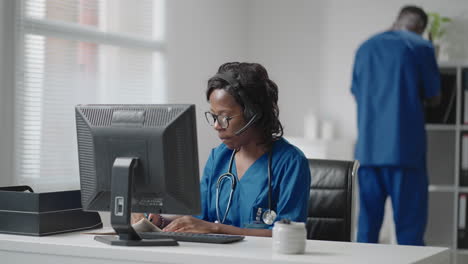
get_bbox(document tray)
[0,186,102,236]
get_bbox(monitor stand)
[94,157,178,246]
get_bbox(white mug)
[272,220,306,254]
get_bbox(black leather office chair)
[306,159,358,242]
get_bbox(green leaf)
[426,11,451,41]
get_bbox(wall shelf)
[425,65,468,264]
[426,124,457,131]
[428,185,456,192]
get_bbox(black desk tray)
[0,186,102,236]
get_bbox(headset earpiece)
[211,72,262,136]
[234,89,262,136]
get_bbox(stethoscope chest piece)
[262,209,277,225]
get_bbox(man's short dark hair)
[398,5,428,30]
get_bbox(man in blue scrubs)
[147,62,310,237]
[351,6,440,245]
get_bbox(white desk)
[0,230,450,264]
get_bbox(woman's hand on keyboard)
[163,216,219,234]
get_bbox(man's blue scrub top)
[197,137,311,228]
[351,30,440,168]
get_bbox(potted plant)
[426,12,451,58]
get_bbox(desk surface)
[0,229,450,264]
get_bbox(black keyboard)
[139,231,245,244]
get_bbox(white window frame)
[0,0,17,187]
[12,0,166,190]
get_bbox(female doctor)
[146,62,311,237]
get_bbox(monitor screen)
[75,104,201,246]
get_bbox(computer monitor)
[75,104,201,246]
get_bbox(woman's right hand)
[147,213,162,227]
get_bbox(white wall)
[165,0,248,167]
[318,0,468,142]
[244,0,468,244]
[246,0,325,139]
[314,0,399,141]
[247,0,468,145]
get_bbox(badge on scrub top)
[243,207,272,229]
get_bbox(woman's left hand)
[162,216,218,233]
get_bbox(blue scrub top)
[197,137,311,228]
[351,30,440,168]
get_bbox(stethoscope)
[215,149,277,225]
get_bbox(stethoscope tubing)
[215,148,274,224]
[267,149,272,214]
[215,150,237,224]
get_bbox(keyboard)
[139,231,245,244]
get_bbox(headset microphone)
[234,113,258,136]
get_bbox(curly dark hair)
[206,62,283,147]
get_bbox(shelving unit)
[425,64,468,264]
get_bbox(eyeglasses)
[204,111,241,129]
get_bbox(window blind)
[15,0,165,192]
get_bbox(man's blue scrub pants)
[357,166,428,246]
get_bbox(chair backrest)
[306,159,358,241]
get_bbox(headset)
[213,72,276,225]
